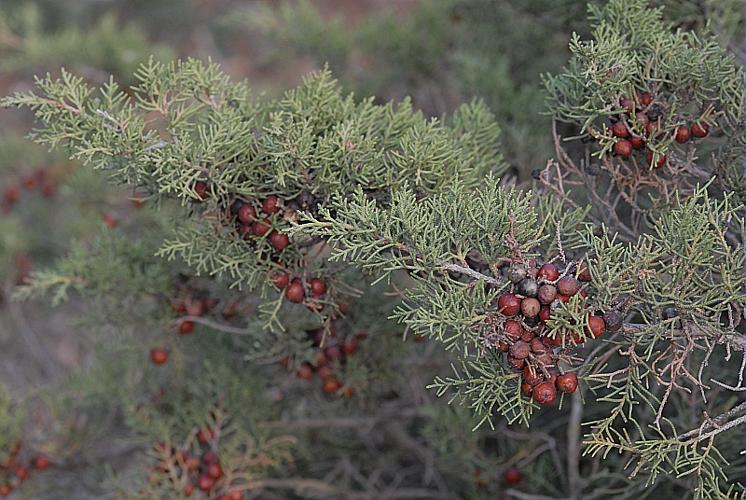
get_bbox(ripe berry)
[611,121,629,138]
[228,491,244,500]
[522,365,544,386]
[537,284,557,305]
[645,120,661,136]
[521,382,533,396]
[323,376,342,393]
[674,126,690,143]
[207,463,223,479]
[0,485,11,497]
[341,337,359,355]
[272,272,290,290]
[14,466,29,481]
[238,204,257,223]
[285,279,305,303]
[620,97,634,114]
[497,293,521,317]
[194,181,209,201]
[150,347,169,366]
[324,345,342,361]
[602,310,623,331]
[309,278,327,297]
[504,319,523,340]
[297,363,314,380]
[630,136,645,149]
[3,185,21,205]
[530,338,547,354]
[587,315,605,338]
[637,92,653,107]
[556,373,578,393]
[506,355,525,371]
[269,231,290,251]
[516,278,538,297]
[634,111,649,127]
[613,140,632,158]
[557,276,580,296]
[539,306,551,322]
[317,365,333,380]
[532,381,557,405]
[186,300,204,317]
[183,483,195,497]
[178,320,195,335]
[102,213,118,229]
[238,223,253,240]
[690,122,709,138]
[646,151,667,169]
[32,455,50,471]
[577,265,592,282]
[262,195,281,214]
[537,263,559,282]
[509,340,530,360]
[252,218,272,237]
[507,265,527,283]
[520,298,541,318]
[197,474,215,492]
[504,466,523,486]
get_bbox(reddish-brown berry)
[520,297,541,318]
[537,284,557,305]
[634,111,649,127]
[630,135,645,150]
[297,363,314,380]
[269,231,290,251]
[539,306,551,322]
[537,263,559,282]
[272,272,290,290]
[178,320,195,335]
[577,266,592,282]
[194,181,209,201]
[587,315,606,338]
[556,372,578,393]
[286,279,305,303]
[102,213,118,229]
[497,293,521,317]
[323,376,342,393]
[637,92,653,107]
[504,466,523,486]
[150,348,169,366]
[252,218,272,237]
[3,185,21,205]
[674,126,690,143]
[262,195,281,214]
[197,474,215,492]
[645,120,661,136]
[228,491,244,500]
[238,204,257,223]
[183,483,195,497]
[557,276,580,296]
[207,463,223,480]
[14,466,29,481]
[506,355,525,371]
[530,338,547,354]
[0,485,11,497]
[521,382,533,397]
[341,337,359,355]
[310,278,327,297]
[504,319,523,340]
[646,151,667,168]
[690,122,709,138]
[611,121,629,138]
[238,223,253,240]
[532,381,557,405]
[613,140,632,158]
[32,455,50,471]
[186,300,204,317]
[620,97,634,114]
[509,340,530,360]
[522,365,544,386]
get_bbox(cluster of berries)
[0,441,50,497]
[284,325,366,397]
[1,167,57,213]
[148,437,244,499]
[272,272,328,310]
[491,261,622,406]
[610,92,712,168]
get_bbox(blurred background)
[0,0,742,498]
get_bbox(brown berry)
[252,218,272,237]
[509,340,530,360]
[297,363,313,380]
[557,276,580,296]
[630,135,646,149]
[537,263,559,282]
[262,195,281,214]
[645,151,667,169]
[194,181,209,200]
[521,382,533,397]
[272,272,290,290]
[504,319,523,340]
[537,284,557,305]
[520,297,541,318]
[587,315,605,338]
[634,111,649,127]
[620,97,634,114]
[238,204,257,223]
[690,122,709,138]
[674,126,690,143]
[197,474,215,492]
[341,337,359,355]
[285,280,305,303]
[602,310,624,331]
[497,293,522,316]
[310,278,327,297]
[269,231,290,251]
[530,338,547,354]
[14,466,29,481]
[504,467,523,486]
[522,365,544,386]
[613,140,632,158]
[150,347,169,366]
[611,121,629,138]
[577,266,592,282]
[183,483,194,497]
[539,306,551,322]
[637,92,653,107]
[556,373,578,393]
[207,463,223,479]
[532,381,557,405]
[506,355,525,371]
[323,376,342,393]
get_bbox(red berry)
[272,272,290,290]
[645,151,667,169]
[32,455,50,471]
[150,347,169,366]
[269,231,290,251]
[520,297,541,318]
[537,263,559,281]
[22,174,37,190]
[238,223,253,240]
[324,345,342,360]
[285,280,305,303]
[557,276,580,296]
[252,218,272,237]
[130,193,146,207]
[102,213,118,229]
[503,319,523,340]
[0,485,11,497]
[539,306,551,322]
[645,120,662,137]
[341,337,359,355]
[522,365,544,386]
[520,382,533,396]
[322,376,342,393]
[262,195,281,214]
[178,320,195,335]
[637,92,653,107]
[620,97,634,114]
[207,463,223,479]
[297,363,314,380]
[228,491,244,500]
[14,466,29,481]
[317,365,333,380]
[630,135,645,149]
[587,315,606,338]
[611,121,629,138]
[503,466,523,486]
[197,474,215,492]
[3,185,21,205]
[613,140,632,158]
[556,372,579,393]
[674,126,690,143]
[202,450,219,464]
[186,300,204,317]
[497,293,521,317]
[690,122,709,138]
[238,204,257,223]
[532,381,557,405]
[309,278,327,297]
[183,483,195,497]
[194,181,209,200]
